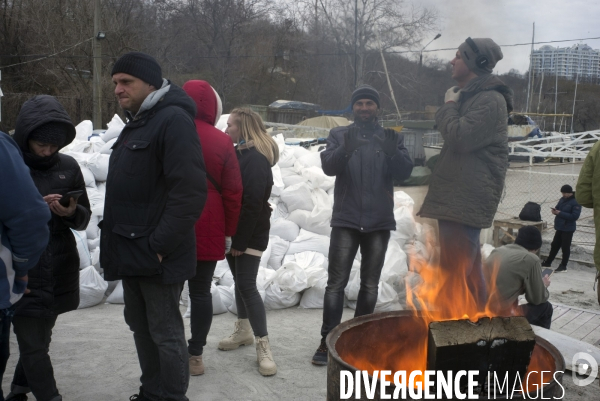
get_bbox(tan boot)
[189,354,204,376]
[218,319,254,350]
[256,336,277,376]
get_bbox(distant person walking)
[542,185,581,273]
[182,80,243,376]
[219,107,279,376]
[576,142,600,304]
[418,37,513,309]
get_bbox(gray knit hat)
[111,52,163,88]
[458,38,503,75]
[351,85,380,109]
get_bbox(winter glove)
[344,127,369,153]
[225,236,232,254]
[375,129,400,157]
[444,86,461,103]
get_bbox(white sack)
[86,153,110,182]
[264,283,301,310]
[300,166,335,192]
[101,114,125,142]
[211,281,228,314]
[219,270,234,287]
[393,191,415,212]
[72,230,91,269]
[260,240,273,268]
[86,215,100,240]
[269,219,300,242]
[287,188,332,236]
[283,175,306,188]
[100,137,117,154]
[267,236,290,270]
[256,267,277,290]
[78,266,108,309]
[87,237,100,252]
[271,164,285,197]
[374,282,401,312]
[269,262,308,292]
[217,284,234,309]
[81,166,97,188]
[280,182,314,212]
[106,280,124,304]
[280,167,298,178]
[299,275,328,309]
[89,136,106,153]
[287,229,330,257]
[390,206,416,247]
[294,152,322,169]
[283,251,328,287]
[278,147,296,168]
[380,241,409,286]
[75,120,93,142]
[292,146,311,159]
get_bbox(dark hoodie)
[12,95,91,317]
[419,74,514,228]
[101,82,207,284]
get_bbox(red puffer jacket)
[183,80,242,260]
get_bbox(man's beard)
[354,112,376,123]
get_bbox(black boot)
[555,263,567,273]
[5,393,28,401]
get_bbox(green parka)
[419,74,513,228]
[576,140,600,272]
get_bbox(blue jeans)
[0,307,15,401]
[188,261,217,356]
[438,220,487,309]
[123,279,188,401]
[10,315,61,401]
[321,227,390,338]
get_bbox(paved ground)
[3,300,600,400]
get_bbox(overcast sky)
[414,0,600,74]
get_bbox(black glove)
[344,127,369,153]
[375,129,400,156]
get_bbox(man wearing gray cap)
[312,85,413,365]
[419,38,513,309]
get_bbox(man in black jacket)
[101,52,207,401]
[312,85,413,365]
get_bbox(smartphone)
[542,268,553,277]
[59,190,84,207]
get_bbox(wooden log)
[427,316,536,395]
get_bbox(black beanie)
[351,85,380,109]
[515,226,542,251]
[29,122,68,147]
[560,184,573,193]
[111,52,163,88]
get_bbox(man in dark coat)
[542,184,581,272]
[419,38,513,310]
[8,95,91,401]
[312,85,413,365]
[101,52,207,401]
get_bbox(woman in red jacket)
[182,80,242,376]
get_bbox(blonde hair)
[230,107,279,165]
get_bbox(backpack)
[519,201,542,222]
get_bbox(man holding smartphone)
[485,226,553,329]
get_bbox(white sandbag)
[90,248,101,272]
[106,280,124,304]
[279,167,298,178]
[87,237,100,252]
[101,114,125,142]
[269,262,308,292]
[72,230,91,269]
[283,174,306,188]
[219,270,234,287]
[105,280,119,297]
[380,241,409,285]
[390,206,416,247]
[65,140,93,153]
[278,147,296,168]
[291,146,311,159]
[271,164,285,197]
[264,283,301,310]
[80,166,97,188]
[287,188,332,236]
[100,137,117,154]
[299,274,328,308]
[393,190,415,212]
[86,215,100,240]
[269,197,280,222]
[211,281,228,314]
[78,266,108,309]
[86,187,105,210]
[287,229,330,257]
[283,251,328,287]
[256,267,276,290]
[269,219,300,242]
[268,236,290,270]
[300,166,335,192]
[96,182,106,194]
[217,284,234,309]
[75,120,93,142]
[280,182,314,212]
[260,240,273,268]
[62,151,93,165]
[86,153,110,182]
[294,152,322,169]
[214,259,230,281]
[374,281,401,312]
[228,284,266,315]
[89,136,106,153]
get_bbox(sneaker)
[541,259,552,267]
[554,264,567,273]
[311,337,328,366]
[5,393,28,401]
[129,389,149,401]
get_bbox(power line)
[0,37,94,69]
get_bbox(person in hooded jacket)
[218,107,279,377]
[101,52,207,401]
[182,80,243,376]
[6,95,91,401]
[419,37,513,310]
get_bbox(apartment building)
[530,44,600,82]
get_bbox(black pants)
[521,302,553,329]
[10,315,61,401]
[320,227,390,339]
[226,253,268,338]
[188,260,217,356]
[123,279,188,401]
[546,230,574,266]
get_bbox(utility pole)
[353,0,358,88]
[93,0,102,129]
[526,22,535,113]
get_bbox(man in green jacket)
[486,226,553,329]
[419,38,513,309]
[576,140,600,305]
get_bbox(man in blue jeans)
[312,85,413,365]
[419,38,512,309]
[0,132,50,401]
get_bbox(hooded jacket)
[183,80,242,261]
[576,141,600,271]
[12,95,91,317]
[419,74,514,229]
[552,195,580,232]
[320,119,413,232]
[100,81,207,284]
